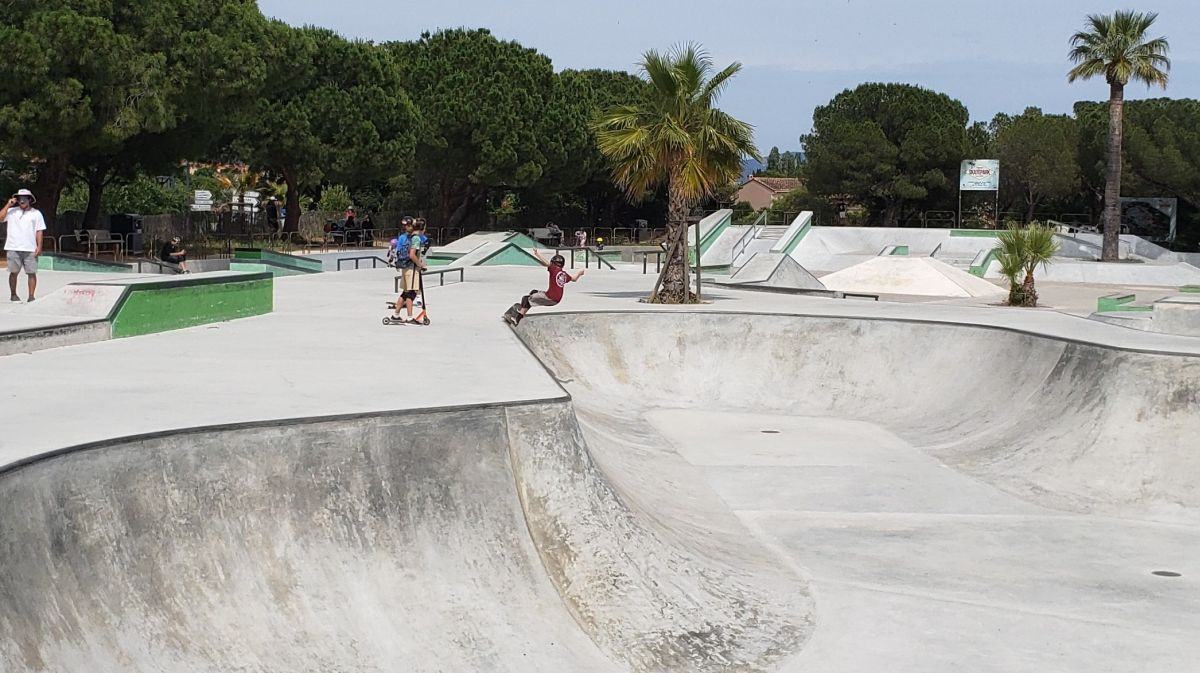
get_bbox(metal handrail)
[553,246,617,270]
[394,266,465,292]
[336,255,390,271]
[638,250,664,274]
[730,220,762,269]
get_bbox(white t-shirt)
[3,207,46,252]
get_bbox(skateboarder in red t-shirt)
[503,250,585,325]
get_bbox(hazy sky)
[258,0,1199,151]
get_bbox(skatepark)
[1,223,1198,673]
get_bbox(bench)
[82,229,125,258]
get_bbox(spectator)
[575,229,587,247]
[2,189,46,302]
[546,221,563,246]
[265,197,281,234]
[159,236,190,273]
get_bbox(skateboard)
[502,303,523,326]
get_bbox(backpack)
[394,234,413,268]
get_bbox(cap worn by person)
[14,188,35,203]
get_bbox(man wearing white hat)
[2,188,46,302]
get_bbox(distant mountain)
[740,157,764,182]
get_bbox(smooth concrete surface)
[2,262,1199,672]
[819,256,1007,298]
[517,311,1200,671]
[726,252,826,290]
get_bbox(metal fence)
[43,206,1100,265]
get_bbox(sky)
[258,0,1200,151]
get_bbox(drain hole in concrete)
[1152,570,1182,577]
[761,430,780,434]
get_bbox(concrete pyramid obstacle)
[819,256,1006,298]
[726,252,826,290]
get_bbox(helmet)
[401,216,415,226]
[550,254,566,267]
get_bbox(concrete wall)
[517,312,1200,521]
[0,400,810,672]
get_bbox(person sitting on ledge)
[159,236,190,273]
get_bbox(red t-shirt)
[545,264,572,302]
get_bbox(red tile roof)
[747,177,802,193]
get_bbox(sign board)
[194,190,213,204]
[1120,197,1177,241]
[959,159,1000,191]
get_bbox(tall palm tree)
[594,44,759,303]
[1068,10,1170,261]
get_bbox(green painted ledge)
[950,229,1002,237]
[229,261,309,278]
[109,274,273,338]
[1180,285,1200,294]
[890,245,909,256]
[1097,293,1152,313]
[969,249,1001,277]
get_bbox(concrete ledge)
[0,319,110,356]
[37,252,133,273]
[0,271,274,353]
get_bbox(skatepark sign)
[959,160,1000,191]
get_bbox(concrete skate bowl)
[517,312,1200,522]
[4,311,1200,672]
[0,402,811,673]
[510,312,1200,669]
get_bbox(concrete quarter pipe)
[2,310,1197,672]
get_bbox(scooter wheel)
[422,317,431,325]
[382,317,392,325]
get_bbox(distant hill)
[740,157,764,182]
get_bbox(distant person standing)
[546,221,563,246]
[265,197,281,234]
[574,229,587,247]
[2,189,46,302]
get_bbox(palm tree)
[995,222,1060,307]
[594,44,759,303]
[1068,10,1170,261]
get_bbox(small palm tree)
[1068,10,1170,261]
[995,222,1060,307]
[594,43,759,303]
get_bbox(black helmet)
[401,216,415,226]
[550,254,566,266]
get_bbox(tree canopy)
[390,29,589,227]
[802,83,968,226]
[995,108,1080,219]
[233,24,419,231]
[0,0,267,227]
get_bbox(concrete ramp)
[448,241,542,267]
[726,252,826,290]
[512,312,1200,672]
[820,256,1006,297]
[990,260,1200,287]
[0,401,811,672]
